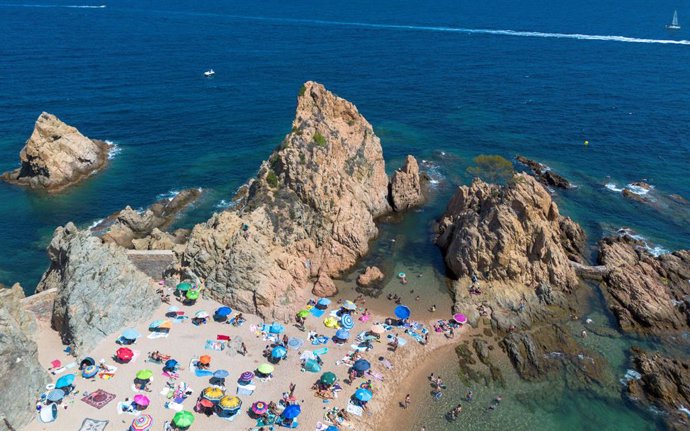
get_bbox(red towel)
[50,359,61,368]
[216,335,230,341]
[176,311,185,316]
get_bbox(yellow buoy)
[584,140,589,146]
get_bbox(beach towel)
[65,361,78,369]
[217,334,230,341]
[379,358,393,369]
[78,418,109,431]
[81,389,116,409]
[310,308,326,318]
[346,403,363,417]
[116,401,138,416]
[147,332,169,339]
[205,340,225,351]
[350,344,368,352]
[313,347,328,356]
[165,401,184,411]
[51,366,66,375]
[366,370,384,381]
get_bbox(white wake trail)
[1,4,106,8]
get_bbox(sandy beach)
[24,289,461,431]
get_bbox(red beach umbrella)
[116,347,134,362]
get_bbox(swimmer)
[466,390,473,401]
[430,305,436,313]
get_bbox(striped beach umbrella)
[239,371,254,382]
[340,313,354,330]
[251,401,267,415]
[130,414,153,431]
[82,365,98,378]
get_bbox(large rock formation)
[36,223,160,355]
[1,112,110,191]
[598,235,690,334]
[0,284,50,430]
[626,348,690,431]
[93,188,201,249]
[389,155,425,211]
[436,174,584,322]
[181,82,393,319]
[357,266,384,287]
[515,156,571,189]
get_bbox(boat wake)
[1,4,106,8]
[223,15,690,46]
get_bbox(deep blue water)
[1,0,689,292]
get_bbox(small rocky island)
[1,112,111,191]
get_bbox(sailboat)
[667,10,681,30]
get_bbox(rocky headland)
[516,155,571,189]
[1,112,111,191]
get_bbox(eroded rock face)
[182,82,391,319]
[1,112,110,191]
[389,155,425,211]
[0,284,50,430]
[36,223,160,355]
[626,348,690,431]
[598,235,690,334]
[94,188,201,249]
[516,156,571,189]
[357,266,384,286]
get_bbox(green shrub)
[313,131,327,147]
[466,154,514,184]
[266,170,279,188]
[298,85,306,97]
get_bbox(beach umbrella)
[201,386,224,402]
[82,365,98,378]
[122,328,141,340]
[195,311,209,319]
[269,322,285,334]
[55,373,75,389]
[213,369,229,379]
[304,359,321,373]
[257,363,274,375]
[271,346,287,359]
[80,357,95,368]
[340,314,354,330]
[453,313,468,324]
[46,389,65,402]
[136,369,153,380]
[133,394,150,407]
[199,399,213,409]
[335,329,350,340]
[176,282,192,291]
[172,410,195,428]
[167,305,180,313]
[394,305,411,320]
[186,289,199,300]
[164,359,178,369]
[370,324,386,335]
[158,320,172,330]
[353,359,371,372]
[199,355,211,365]
[130,414,153,431]
[149,319,165,329]
[316,298,331,307]
[287,337,304,350]
[320,372,337,386]
[215,306,232,317]
[282,404,302,419]
[219,396,241,410]
[296,309,310,318]
[353,388,373,402]
[116,347,134,362]
[251,401,268,415]
[239,371,255,382]
[342,300,357,311]
[326,427,339,431]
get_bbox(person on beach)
[429,304,436,313]
[240,342,248,356]
[404,394,411,409]
[466,390,473,401]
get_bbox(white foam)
[156,190,180,202]
[4,4,106,8]
[215,199,232,209]
[87,218,104,230]
[617,229,669,257]
[625,183,653,196]
[106,140,121,160]
[605,182,624,193]
[222,15,690,46]
[679,406,690,418]
[420,160,444,187]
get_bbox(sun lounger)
[147,332,169,339]
[236,384,255,395]
[345,403,363,417]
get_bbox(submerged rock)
[598,235,690,335]
[182,82,393,319]
[515,155,571,189]
[1,112,110,191]
[389,155,426,211]
[626,348,690,431]
[36,223,160,355]
[357,266,385,287]
[0,284,50,430]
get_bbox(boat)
[204,69,215,77]
[667,10,681,30]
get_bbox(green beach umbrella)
[320,371,337,386]
[176,282,192,291]
[297,309,310,318]
[136,369,153,380]
[172,410,195,428]
[257,363,274,374]
[186,289,200,300]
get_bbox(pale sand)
[23,295,460,431]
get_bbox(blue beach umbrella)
[394,305,411,320]
[122,328,141,340]
[335,329,350,340]
[55,374,75,389]
[304,359,321,373]
[213,369,229,379]
[282,404,302,419]
[316,298,331,307]
[269,322,285,334]
[353,388,373,402]
[215,306,232,317]
[353,359,370,372]
[165,359,178,369]
[271,346,287,359]
[326,427,339,431]
[46,389,65,402]
[340,313,354,330]
[149,320,165,329]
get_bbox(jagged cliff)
[182,82,422,319]
[1,112,110,191]
[0,284,50,430]
[36,223,160,355]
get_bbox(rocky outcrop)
[436,174,584,326]
[1,112,110,191]
[312,272,337,297]
[357,266,384,287]
[0,284,50,430]
[182,82,392,319]
[626,348,690,431]
[598,235,690,334]
[516,155,571,189]
[389,155,425,211]
[36,223,160,355]
[93,188,201,249]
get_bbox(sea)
[1,0,689,429]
